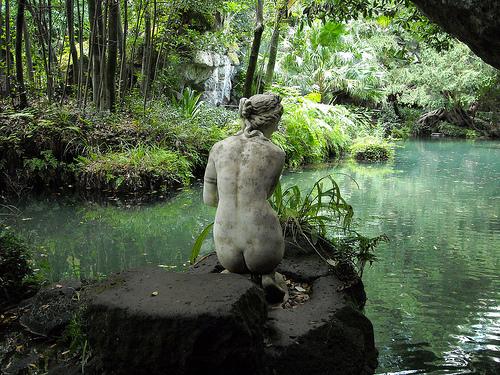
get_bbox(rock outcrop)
[86,269,268,375]
[182,51,238,106]
[19,280,82,337]
[85,252,377,374]
[191,252,377,375]
[412,0,500,69]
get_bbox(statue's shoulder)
[263,140,286,158]
[254,138,285,165]
[209,135,240,154]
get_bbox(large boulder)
[265,275,377,375]
[85,268,268,375]
[190,252,377,374]
[85,252,377,374]
[412,0,500,69]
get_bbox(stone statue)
[203,93,287,301]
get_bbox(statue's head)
[238,94,284,138]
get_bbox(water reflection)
[2,139,499,374]
[4,190,215,280]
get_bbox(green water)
[3,140,499,374]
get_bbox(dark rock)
[1,350,41,375]
[277,254,331,282]
[190,253,377,374]
[265,275,377,375]
[86,267,268,375]
[412,0,500,69]
[19,281,81,337]
[192,252,332,283]
[186,252,223,274]
[48,361,82,375]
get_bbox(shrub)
[126,97,238,168]
[437,121,470,138]
[0,226,33,304]
[272,97,365,167]
[78,146,193,193]
[350,136,395,161]
[171,87,203,119]
[0,97,239,196]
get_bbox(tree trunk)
[26,1,51,99]
[264,6,285,90]
[23,19,34,83]
[105,0,118,111]
[65,0,79,85]
[128,0,144,92]
[88,0,103,106]
[141,5,151,96]
[117,1,124,58]
[47,0,54,100]
[243,0,264,98]
[76,0,85,102]
[0,0,4,96]
[15,0,28,108]
[143,0,156,106]
[5,0,11,98]
[416,107,476,135]
[118,0,128,103]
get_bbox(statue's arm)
[203,154,218,207]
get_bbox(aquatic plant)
[269,175,387,278]
[349,136,395,161]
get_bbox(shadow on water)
[2,139,499,374]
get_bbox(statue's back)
[211,134,284,204]
[208,134,285,274]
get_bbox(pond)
[2,139,499,374]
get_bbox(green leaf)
[376,15,391,28]
[318,22,345,48]
[190,222,214,264]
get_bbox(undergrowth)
[78,146,193,193]
[1,91,394,196]
[0,225,35,306]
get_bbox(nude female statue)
[203,93,286,300]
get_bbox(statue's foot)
[262,272,288,305]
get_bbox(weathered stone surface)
[182,50,238,106]
[277,253,331,283]
[86,267,268,375]
[19,280,81,337]
[412,0,500,69]
[186,252,223,274]
[191,252,367,308]
[265,275,378,375]
[190,253,377,374]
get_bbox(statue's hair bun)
[239,97,254,119]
